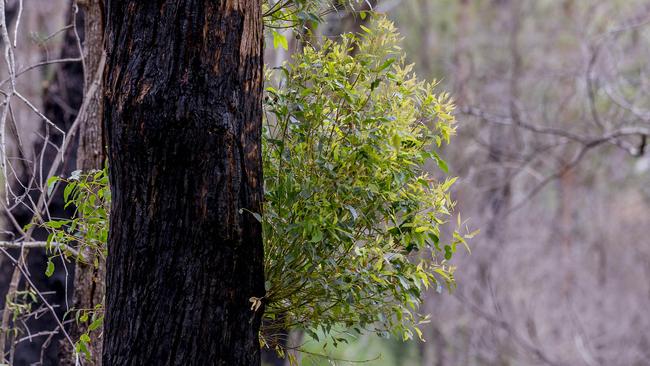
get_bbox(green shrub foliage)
[261,18,470,346]
[41,16,472,357]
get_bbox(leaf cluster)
[41,168,110,269]
[261,18,471,347]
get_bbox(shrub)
[261,18,471,347]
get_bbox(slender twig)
[0,241,80,258]
[454,292,567,366]
[11,0,22,48]
[0,57,82,88]
[0,0,15,205]
[0,247,76,350]
[0,51,105,361]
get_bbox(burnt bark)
[102,1,265,365]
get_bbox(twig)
[454,292,567,366]
[0,247,76,351]
[14,92,66,136]
[0,50,106,363]
[0,57,82,89]
[0,0,15,205]
[11,0,22,48]
[0,241,80,258]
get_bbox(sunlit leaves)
[272,30,289,50]
[262,17,468,347]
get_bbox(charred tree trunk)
[102,1,265,365]
[60,1,106,365]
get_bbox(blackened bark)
[102,1,265,365]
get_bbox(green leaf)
[47,176,58,196]
[359,24,372,34]
[370,78,381,90]
[305,328,319,342]
[444,245,453,260]
[272,30,288,50]
[46,220,66,229]
[465,229,480,239]
[430,151,449,173]
[377,58,395,72]
[45,259,54,277]
[310,229,323,243]
[63,183,74,203]
[88,317,103,331]
[76,340,89,357]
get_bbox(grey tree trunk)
[59,1,106,365]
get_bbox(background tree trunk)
[102,1,265,365]
[59,1,106,365]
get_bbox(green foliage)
[38,168,109,359]
[5,289,37,324]
[261,17,472,348]
[263,0,372,48]
[74,305,104,360]
[40,15,472,361]
[41,168,109,266]
[263,0,325,29]
[263,0,359,29]
[272,29,290,50]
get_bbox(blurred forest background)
[0,0,648,365]
[265,0,650,365]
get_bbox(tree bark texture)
[77,0,106,170]
[60,1,106,365]
[102,1,265,365]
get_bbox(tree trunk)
[60,1,106,365]
[102,1,265,365]
[76,0,105,170]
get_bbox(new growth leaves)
[262,17,472,347]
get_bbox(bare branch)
[0,241,80,258]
